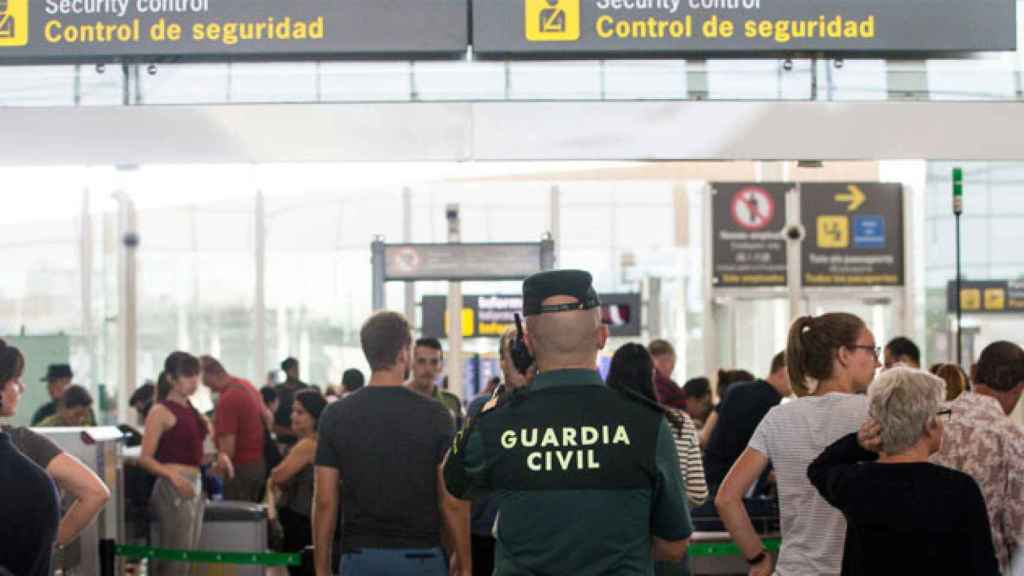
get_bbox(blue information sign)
[853,215,886,249]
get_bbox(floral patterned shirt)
[932,392,1024,574]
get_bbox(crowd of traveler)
[1,267,1023,576]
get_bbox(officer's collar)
[531,369,604,392]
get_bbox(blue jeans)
[339,547,447,576]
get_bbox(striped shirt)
[748,393,868,576]
[668,408,708,507]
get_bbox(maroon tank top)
[154,400,207,468]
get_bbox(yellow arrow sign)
[835,185,866,212]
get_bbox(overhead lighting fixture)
[797,160,824,169]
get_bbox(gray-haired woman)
[808,367,999,576]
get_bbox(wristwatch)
[746,550,768,565]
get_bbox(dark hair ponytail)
[156,371,171,402]
[159,351,206,433]
[786,313,866,397]
[607,343,686,436]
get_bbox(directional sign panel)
[383,243,550,281]
[0,0,468,63]
[947,280,1024,314]
[711,183,789,288]
[472,0,1017,58]
[423,293,642,338]
[800,183,904,287]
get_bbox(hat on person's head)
[522,269,601,317]
[42,364,73,382]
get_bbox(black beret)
[522,270,601,316]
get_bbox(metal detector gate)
[704,182,915,381]
[370,236,556,400]
[370,239,556,311]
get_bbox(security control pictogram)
[816,215,849,248]
[525,0,580,42]
[0,0,28,47]
[984,288,1006,311]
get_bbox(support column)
[116,187,138,425]
[786,186,803,323]
[371,238,386,312]
[403,188,416,330]
[254,190,267,387]
[446,205,463,403]
[549,185,561,266]
[80,187,94,394]
[702,184,719,379]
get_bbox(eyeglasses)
[936,408,952,421]
[849,345,881,359]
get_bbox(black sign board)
[711,183,789,288]
[946,280,1024,314]
[423,293,642,339]
[0,0,468,63]
[800,183,903,287]
[472,0,1016,58]
[384,242,551,282]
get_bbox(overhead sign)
[423,293,643,339]
[472,0,1016,57]
[0,0,468,63]
[711,183,788,288]
[947,280,1024,314]
[383,242,553,281]
[801,183,903,287]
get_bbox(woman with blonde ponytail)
[715,313,880,576]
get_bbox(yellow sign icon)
[525,0,580,42]
[984,288,1006,311]
[816,215,849,248]
[960,288,981,311]
[443,308,476,338]
[834,184,867,212]
[0,0,28,47]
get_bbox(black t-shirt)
[0,431,60,576]
[315,386,454,552]
[808,433,1000,576]
[703,380,781,490]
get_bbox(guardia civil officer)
[444,270,692,575]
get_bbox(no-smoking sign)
[731,187,775,231]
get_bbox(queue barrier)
[689,537,781,557]
[99,537,780,574]
[99,540,301,576]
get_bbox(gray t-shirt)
[748,393,868,576]
[1,425,63,470]
[315,386,454,552]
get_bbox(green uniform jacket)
[445,369,692,576]
[433,387,464,429]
